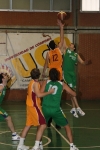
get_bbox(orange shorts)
[26,105,46,126]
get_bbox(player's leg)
[17,126,30,150]
[72,77,85,117]
[17,105,46,150]
[29,106,46,150]
[64,125,79,150]
[32,124,46,150]
[0,107,20,141]
[70,96,79,118]
[18,125,46,150]
[53,108,79,150]
[64,74,79,118]
[5,116,20,140]
[73,75,85,117]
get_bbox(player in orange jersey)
[42,19,64,81]
[17,68,54,150]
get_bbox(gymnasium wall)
[0,0,100,100]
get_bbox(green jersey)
[42,80,63,108]
[63,49,78,73]
[0,85,6,105]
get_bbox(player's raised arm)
[40,80,47,92]
[42,52,49,78]
[57,19,64,50]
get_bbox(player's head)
[69,43,76,51]
[49,40,57,50]
[30,68,41,79]
[0,74,3,83]
[49,68,60,81]
[0,73,10,83]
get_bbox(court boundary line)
[0,130,51,147]
[51,123,70,145]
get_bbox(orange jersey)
[48,48,63,80]
[26,80,41,107]
[48,48,62,69]
[26,80,46,126]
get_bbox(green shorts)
[63,72,76,89]
[42,106,68,126]
[0,106,9,121]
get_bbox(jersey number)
[52,54,58,61]
[48,85,58,95]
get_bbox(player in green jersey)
[63,42,90,118]
[41,68,79,150]
[0,73,20,141]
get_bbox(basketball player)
[0,73,20,141]
[41,68,79,150]
[62,41,90,118]
[17,68,54,150]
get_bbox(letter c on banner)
[12,53,37,78]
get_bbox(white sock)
[18,137,25,145]
[70,143,74,147]
[77,107,80,110]
[34,141,40,147]
[72,108,76,111]
[12,132,17,136]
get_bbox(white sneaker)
[39,144,43,150]
[70,145,79,150]
[77,108,85,116]
[17,145,29,150]
[12,134,20,141]
[70,108,79,118]
[31,146,40,150]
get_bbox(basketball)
[57,11,67,21]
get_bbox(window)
[0,0,10,9]
[32,0,50,11]
[53,0,71,11]
[81,0,100,12]
[12,0,30,10]
[0,0,72,12]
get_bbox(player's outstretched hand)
[57,19,65,27]
[84,60,92,65]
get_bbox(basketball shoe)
[70,108,79,118]
[12,134,20,141]
[70,144,79,150]
[31,146,40,150]
[39,143,43,150]
[17,145,29,150]
[76,107,85,116]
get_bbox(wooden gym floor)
[0,99,100,150]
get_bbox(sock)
[70,143,74,147]
[12,132,17,136]
[18,137,25,145]
[72,108,76,111]
[77,107,80,110]
[34,141,40,147]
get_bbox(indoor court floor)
[0,99,100,150]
